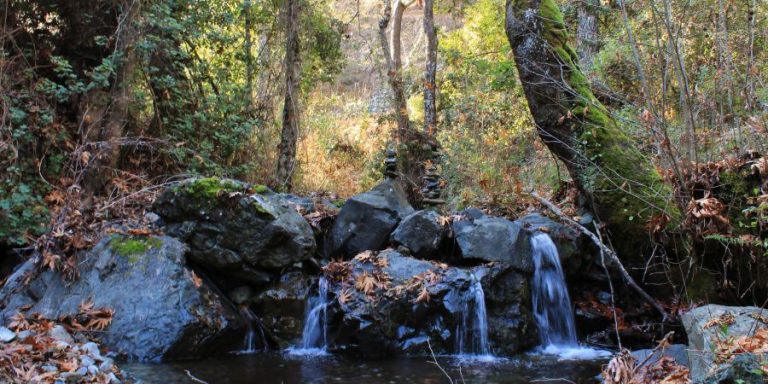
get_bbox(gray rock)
[703,353,765,384]
[16,330,31,340]
[80,355,95,368]
[452,216,531,271]
[81,342,103,360]
[682,305,768,382]
[0,326,15,342]
[0,235,243,361]
[99,358,114,373]
[391,210,446,259]
[327,179,414,259]
[49,325,74,345]
[631,344,689,369]
[42,365,58,373]
[153,178,316,284]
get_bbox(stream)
[123,352,606,383]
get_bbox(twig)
[185,370,209,384]
[631,331,675,374]
[426,338,454,384]
[529,191,671,322]
[531,379,577,384]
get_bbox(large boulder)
[0,235,244,361]
[327,179,414,259]
[682,305,768,382]
[153,178,316,285]
[390,210,447,259]
[451,215,532,271]
[313,249,536,356]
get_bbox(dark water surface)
[124,352,605,383]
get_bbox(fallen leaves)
[702,312,736,330]
[1,307,124,383]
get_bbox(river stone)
[682,305,768,382]
[317,250,536,356]
[391,210,446,260]
[0,326,15,342]
[0,235,243,361]
[327,179,414,259]
[153,178,316,285]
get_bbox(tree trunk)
[504,0,680,261]
[244,0,254,105]
[81,0,140,195]
[380,0,410,142]
[423,0,438,136]
[275,0,301,190]
[575,0,599,72]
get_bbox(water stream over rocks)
[530,233,609,360]
[455,277,492,358]
[288,277,330,355]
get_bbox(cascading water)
[239,307,264,354]
[530,233,578,347]
[289,277,330,355]
[455,275,492,358]
[530,233,609,360]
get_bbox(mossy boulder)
[153,178,316,285]
[0,236,244,361]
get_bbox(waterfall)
[455,276,492,357]
[530,232,578,347]
[289,277,330,355]
[239,307,264,354]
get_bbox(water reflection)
[124,352,604,383]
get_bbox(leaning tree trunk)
[505,0,680,261]
[423,0,438,136]
[275,0,301,191]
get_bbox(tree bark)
[504,0,680,261]
[275,0,301,190]
[575,0,599,72]
[81,0,141,195]
[423,0,438,136]
[380,0,410,143]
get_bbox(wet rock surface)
[153,178,316,285]
[307,249,536,356]
[251,272,315,348]
[0,235,243,361]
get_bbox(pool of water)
[124,352,606,383]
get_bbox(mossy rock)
[109,235,164,263]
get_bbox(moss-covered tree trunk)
[505,0,680,260]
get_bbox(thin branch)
[529,191,670,321]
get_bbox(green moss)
[252,184,269,194]
[176,177,246,199]
[110,236,163,263]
